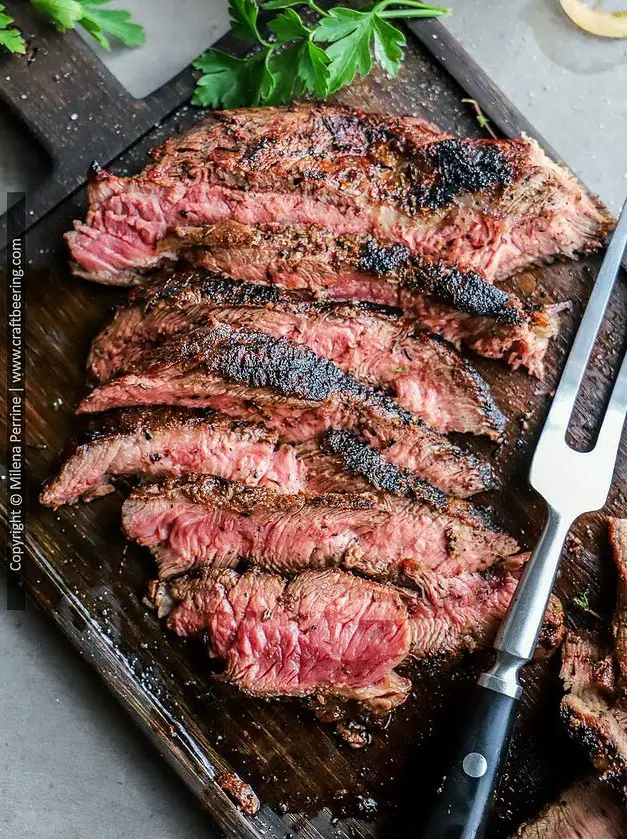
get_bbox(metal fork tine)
[544,198,627,434]
[594,346,627,467]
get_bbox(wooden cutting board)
[1,5,625,837]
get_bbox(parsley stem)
[379,8,449,17]
[375,0,449,11]
[305,0,329,17]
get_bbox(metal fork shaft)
[546,200,627,433]
[479,507,573,698]
[596,348,627,461]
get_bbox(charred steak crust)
[80,321,496,497]
[321,428,449,511]
[88,269,506,440]
[358,239,521,323]
[176,223,527,324]
[150,106,516,215]
[67,104,610,291]
[321,429,503,533]
[72,405,261,445]
[138,474,376,515]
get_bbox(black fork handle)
[422,683,519,839]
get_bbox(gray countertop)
[2,2,626,837]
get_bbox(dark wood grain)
[0,22,625,839]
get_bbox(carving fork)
[425,198,627,838]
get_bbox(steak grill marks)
[175,223,562,377]
[121,474,519,583]
[176,223,561,378]
[40,407,306,508]
[66,104,610,291]
[88,270,506,439]
[80,321,496,498]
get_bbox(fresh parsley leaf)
[0,4,26,53]
[30,0,83,31]
[30,0,144,49]
[372,16,405,77]
[192,49,254,108]
[268,8,310,43]
[267,9,328,97]
[255,49,276,104]
[79,3,145,49]
[193,0,450,108]
[193,47,277,108]
[229,0,265,42]
[297,38,329,97]
[267,43,305,104]
[314,8,374,93]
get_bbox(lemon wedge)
[559,0,627,37]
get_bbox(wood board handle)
[0,0,196,226]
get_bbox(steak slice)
[407,557,524,658]
[121,474,520,583]
[155,568,414,715]
[512,778,627,838]
[609,517,627,688]
[79,322,496,498]
[560,632,627,804]
[66,104,610,285]
[152,560,525,714]
[300,428,458,498]
[39,407,305,508]
[560,518,627,803]
[88,271,506,439]
[173,223,560,377]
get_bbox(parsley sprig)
[0,4,26,53]
[0,0,144,54]
[193,0,450,108]
[572,589,604,622]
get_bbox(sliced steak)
[559,518,627,803]
[156,568,414,715]
[40,407,305,508]
[66,104,609,285]
[121,474,519,583]
[560,632,627,804]
[300,428,456,498]
[513,778,627,838]
[152,560,525,713]
[407,557,524,658]
[175,223,560,377]
[79,322,495,498]
[88,271,505,439]
[609,517,627,688]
